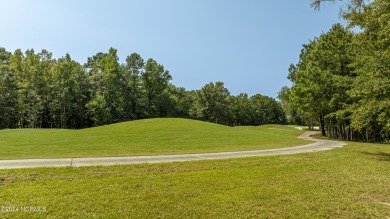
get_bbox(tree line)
[279,0,390,142]
[0,47,286,129]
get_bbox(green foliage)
[85,48,123,125]
[288,0,390,142]
[345,0,390,141]
[0,46,286,129]
[195,81,230,124]
[0,47,11,65]
[0,65,18,128]
[310,0,366,11]
[277,86,305,125]
[122,53,145,120]
[227,93,251,126]
[142,58,172,117]
[288,24,355,136]
[86,95,111,126]
[248,94,286,125]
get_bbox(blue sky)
[1,0,346,98]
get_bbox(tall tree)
[159,85,191,118]
[345,0,390,141]
[289,24,355,136]
[0,65,18,128]
[277,86,305,125]
[85,48,122,126]
[248,94,286,125]
[123,53,145,120]
[0,47,11,66]
[14,49,46,128]
[196,82,230,124]
[51,54,90,128]
[228,93,250,126]
[141,58,172,117]
[0,47,17,128]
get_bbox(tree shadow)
[362,151,390,162]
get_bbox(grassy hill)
[0,118,308,160]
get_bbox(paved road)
[0,131,346,169]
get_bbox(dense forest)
[279,0,390,142]
[0,47,286,129]
[1,0,388,144]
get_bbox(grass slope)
[0,141,389,218]
[0,118,307,160]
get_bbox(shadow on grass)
[362,151,390,162]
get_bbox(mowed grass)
[0,118,308,160]
[0,141,389,218]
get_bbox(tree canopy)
[0,47,286,129]
[282,0,390,142]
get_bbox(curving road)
[0,131,346,169]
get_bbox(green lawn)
[0,118,308,160]
[0,141,389,218]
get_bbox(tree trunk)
[319,115,326,137]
